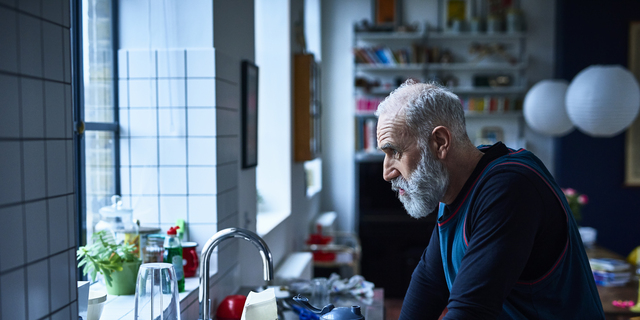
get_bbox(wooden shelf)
[355,31,425,41]
[428,32,526,40]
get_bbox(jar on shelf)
[144,234,165,263]
[95,195,140,257]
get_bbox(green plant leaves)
[76,230,141,286]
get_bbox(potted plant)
[77,230,142,295]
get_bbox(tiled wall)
[117,47,241,273]
[0,0,77,319]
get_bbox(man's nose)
[382,157,400,181]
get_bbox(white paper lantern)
[566,65,640,137]
[523,80,574,136]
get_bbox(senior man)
[375,81,604,319]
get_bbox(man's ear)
[430,126,451,160]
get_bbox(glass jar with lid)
[95,195,140,257]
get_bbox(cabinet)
[294,54,322,162]
[353,27,528,298]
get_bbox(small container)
[96,195,140,257]
[144,234,165,263]
[506,8,524,33]
[469,17,483,33]
[182,241,199,278]
[486,15,502,34]
[87,289,107,320]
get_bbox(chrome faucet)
[198,227,274,320]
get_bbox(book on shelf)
[463,96,521,114]
[356,118,379,152]
[356,96,384,113]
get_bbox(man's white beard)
[391,149,449,219]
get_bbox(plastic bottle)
[164,226,185,292]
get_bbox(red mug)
[182,241,199,278]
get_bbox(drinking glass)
[311,277,329,307]
[135,263,181,320]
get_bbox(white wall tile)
[128,108,157,137]
[159,167,187,195]
[187,79,216,107]
[159,138,186,165]
[42,22,64,82]
[129,138,158,166]
[47,140,67,197]
[158,79,186,107]
[120,138,130,166]
[1,269,26,320]
[118,50,128,79]
[119,108,130,137]
[49,251,70,311]
[130,167,158,195]
[0,205,24,272]
[216,163,238,193]
[21,78,45,138]
[119,79,129,107]
[42,0,63,25]
[160,196,188,223]
[25,200,48,263]
[45,81,66,138]
[0,8,18,73]
[186,48,215,77]
[27,260,50,320]
[215,79,239,109]
[216,137,239,164]
[0,142,22,205]
[158,49,186,78]
[187,108,216,136]
[67,195,76,248]
[214,50,239,84]
[63,29,70,83]
[128,79,157,107]
[128,50,156,78]
[51,305,70,320]
[187,195,217,223]
[216,109,239,136]
[22,141,47,200]
[48,196,68,254]
[187,223,217,251]
[66,141,73,193]
[19,0,40,16]
[64,85,72,138]
[188,137,216,166]
[19,14,42,77]
[62,0,69,27]
[216,188,238,222]
[0,75,20,138]
[131,196,160,225]
[120,167,130,195]
[188,167,216,195]
[158,108,186,136]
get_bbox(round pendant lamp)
[523,80,574,136]
[565,65,640,137]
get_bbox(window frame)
[72,0,121,255]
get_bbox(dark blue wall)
[555,0,640,256]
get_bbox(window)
[76,0,119,245]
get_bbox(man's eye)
[392,150,401,159]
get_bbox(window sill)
[97,277,200,320]
[256,210,290,237]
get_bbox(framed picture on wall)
[626,22,640,186]
[242,60,259,169]
[373,0,400,27]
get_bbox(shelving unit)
[353,27,529,298]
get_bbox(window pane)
[83,0,115,122]
[84,130,116,235]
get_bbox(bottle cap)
[167,226,180,235]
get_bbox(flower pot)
[106,260,141,295]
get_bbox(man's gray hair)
[375,80,468,148]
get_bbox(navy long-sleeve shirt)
[399,143,568,319]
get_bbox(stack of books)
[589,258,633,287]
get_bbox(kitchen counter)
[238,286,385,320]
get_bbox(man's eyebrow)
[379,143,396,151]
